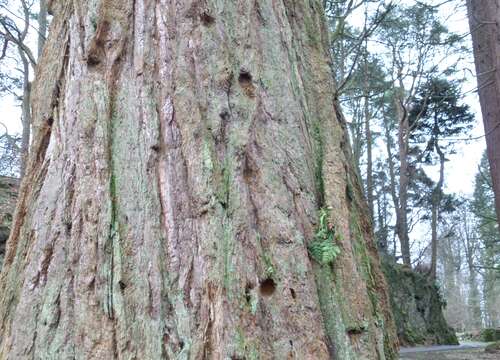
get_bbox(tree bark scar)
[186,0,215,26]
[86,0,133,70]
[86,20,110,67]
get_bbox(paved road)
[400,342,488,354]
[399,342,498,360]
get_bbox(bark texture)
[467,0,500,226]
[0,1,397,359]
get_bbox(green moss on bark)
[312,122,326,207]
[313,264,358,360]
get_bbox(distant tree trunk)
[376,195,385,250]
[376,177,389,253]
[430,141,445,280]
[348,105,364,177]
[18,52,31,180]
[364,51,374,223]
[440,234,464,331]
[483,263,500,327]
[395,96,411,266]
[467,0,500,226]
[485,250,500,327]
[467,269,482,329]
[0,1,397,359]
[382,112,399,256]
[458,208,482,329]
[16,0,35,180]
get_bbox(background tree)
[467,0,500,227]
[472,152,500,327]
[467,3,500,343]
[409,77,475,279]
[439,155,500,330]
[374,2,464,266]
[0,0,48,178]
[324,0,393,96]
[438,205,481,331]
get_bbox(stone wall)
[0,177,18,268]
[382,258,458,346]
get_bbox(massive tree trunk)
[0,1,397,359]
[467,0,500,226]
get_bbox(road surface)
[399,342,497,360]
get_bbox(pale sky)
[0,96,22,135]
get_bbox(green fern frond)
[308,207,341,266]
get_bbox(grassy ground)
[400,349,499,360]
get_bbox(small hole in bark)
[87,54,101,67]
[289,340,293,347]
[219,110,230,121]
[64,221,72,235]
[200,12,215,26]
[347,326,365,335]
[245,282,255,303]
[218,199,228,209]
[179,340,185,350]
[151,144,160,152]
[238,70,253,86]
[259,278,276,297]
[238,70,256,98]
[46,117,54,126]
[119,281,127,290]
[346,184,353,202]
[290,288,296,299]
